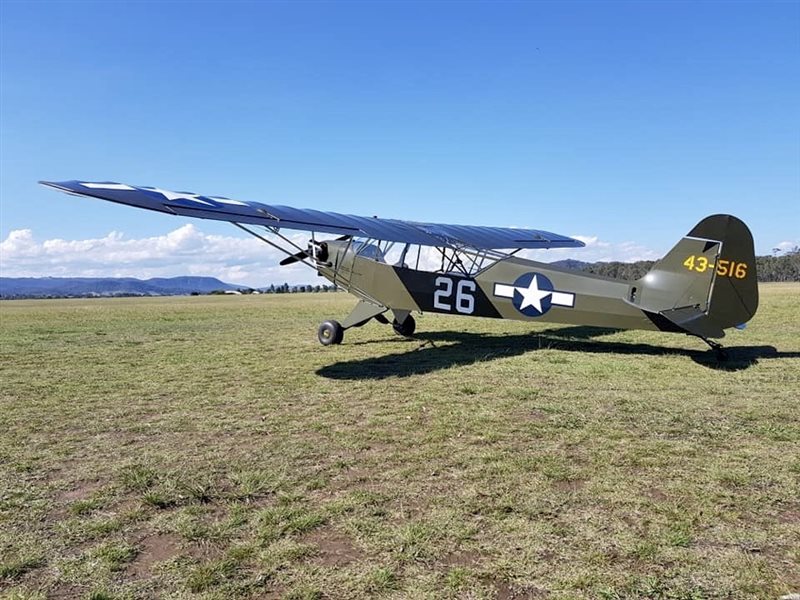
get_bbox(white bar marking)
[551,291,575,307]
[211,197,249,206]
[494,283,515,299]
[81,182,135,191]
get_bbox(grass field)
[1,283,798,600]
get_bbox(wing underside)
[40,180,585,251]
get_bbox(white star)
[517,275,552,313]
[144,187,213,205]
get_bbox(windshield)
[351,240,386,263]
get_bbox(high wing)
[39,180,585,251]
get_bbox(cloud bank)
[0,225,311,286]
[2,225,680,287]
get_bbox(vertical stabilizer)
[636,215,758,338]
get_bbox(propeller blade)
[279,250,310,266]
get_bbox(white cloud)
[518,234,661,264]
[1,229,40,256]
[772,240,799,254]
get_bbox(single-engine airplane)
[41,181,758,358]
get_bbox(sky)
[1,0,798,286]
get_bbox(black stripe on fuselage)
[392,268,502,318]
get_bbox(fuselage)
[317,240,663,333]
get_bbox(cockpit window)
[352,241,386,263]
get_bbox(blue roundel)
[512,272,555,317]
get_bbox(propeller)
[279,236,350,266]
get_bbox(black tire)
[392,314,416,337]
[318,320,344,345]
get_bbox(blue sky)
[1,1,798,285]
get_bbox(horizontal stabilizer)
[659,306,725,339]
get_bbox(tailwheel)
[318,320,344,346]
[392,314,416,337]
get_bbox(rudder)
[689,214,758,330]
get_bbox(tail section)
[634,215,758,339]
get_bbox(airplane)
[40,181,759,359]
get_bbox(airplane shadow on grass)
[316,326,797,380]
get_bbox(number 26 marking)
[433,277,476,314]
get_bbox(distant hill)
[0,276,239,299]
[548,259,590,270]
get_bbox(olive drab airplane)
[41,181,759,359]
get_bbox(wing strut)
[231,223,319,271]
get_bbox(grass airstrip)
[1,284,798,599]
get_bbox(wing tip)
[39,180,75,192]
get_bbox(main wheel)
[318,320,344,345]
[392,314,416,337]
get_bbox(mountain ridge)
[0,276,239,298]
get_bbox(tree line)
[265,283,339,293]
[209,284,341,295]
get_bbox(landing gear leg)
[318,301,389,346]
[699,336,728,361]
